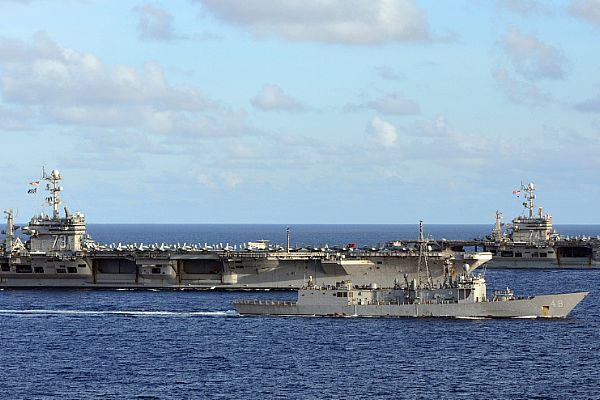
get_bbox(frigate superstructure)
[0,169,490,289]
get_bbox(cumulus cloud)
[569,0,600,27]
[134,3,176,41]
[412,116,451,137]
[492,67,551,105]
[194,171,242,190]
[251,84,304,111]
[345,92,420,115]
[369,116,398,149]
[502,28,567,80]
[367,92,420,115]
[0,33,251,137]
[0,35,209,111]
[198,0,432,45]
[146,109,249,137]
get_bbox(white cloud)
[145,109,249,137]
[369,116,398,149]
[198,0,432,45]
[193,171,242,190]
[251,84,304,111]
[0,34,254,138]
[196,174,216,188]
[133,4,176,41]
[412,116,451,137]
[367,92,420,115]
[0,35,209,111]
[221,172,242,188]
[502,28,567,80]
[570,0,600,28]
[345,92,420,115]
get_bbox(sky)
[1,0,600,224]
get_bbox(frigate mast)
[43,169,63,220]
[3,209,14,255]
[416,220,433,289]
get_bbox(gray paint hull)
[0,251,489,289]
[233,292,588,318]
[486,258,600,269]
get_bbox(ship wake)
[0,309,238,317]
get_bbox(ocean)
[85,223,600,247]
[1,225,599,399]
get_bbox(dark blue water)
[1,226,600,399]
[85,224,600,247]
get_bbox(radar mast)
[416,220,433,289]
[521,182,536,218]
[43,169,63,220]
[3,209,14,255]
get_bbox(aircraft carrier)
[0,169,489,289]
[444,183,600,269]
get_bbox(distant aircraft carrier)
[0,169,488,289]
[444,183,600,269]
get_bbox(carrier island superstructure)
[0,170,490,289]
[446,183,600,269]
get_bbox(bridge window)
[34,267,44,273]
[68,267,77,273]
[500,251,514,257]
[151,267,161,274]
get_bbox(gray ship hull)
[485,258,600,269]
[234,292,589,318]
[0,251,490,289]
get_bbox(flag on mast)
[29,181,40,186]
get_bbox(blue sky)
[1,0,600,224]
